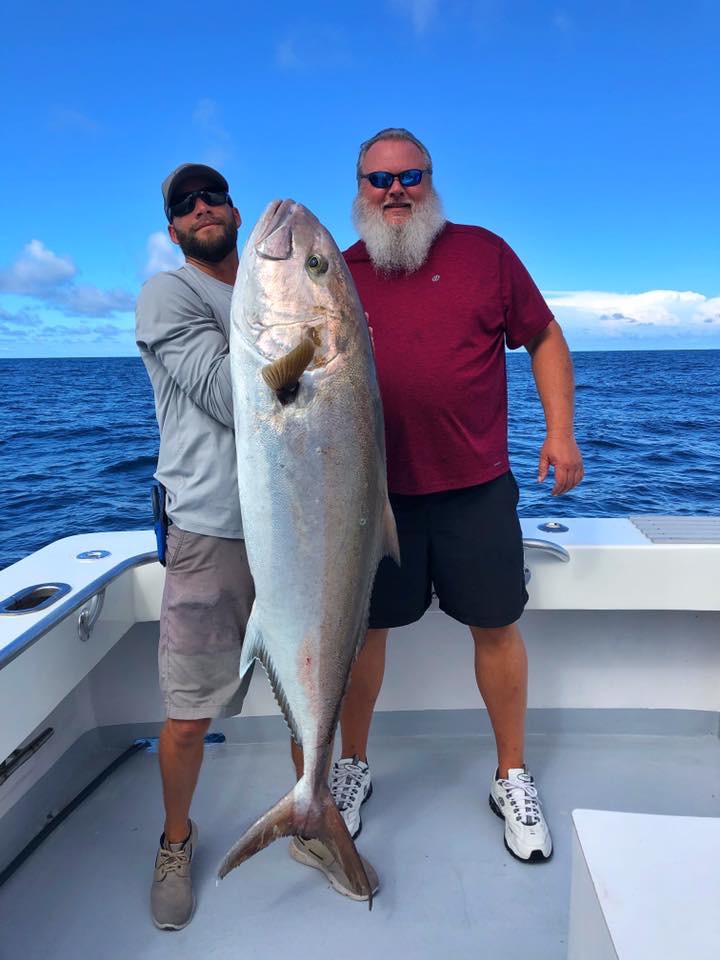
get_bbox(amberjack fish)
[218,200,399,904]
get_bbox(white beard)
[352,189,446,275]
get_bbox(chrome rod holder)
[78,590,105,643]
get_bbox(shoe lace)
[155,845,190,880]
[331,760,367,811]
[497,773,541,826]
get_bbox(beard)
[352,189,446,275]
[174,215,238,264]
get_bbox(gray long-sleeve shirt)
[135,263,243,538]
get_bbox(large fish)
[218,199,399,902]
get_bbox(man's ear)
[233,208,242,229]
[168,222,180,245]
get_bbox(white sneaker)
[489,767,553,862]
[330,757,373,839]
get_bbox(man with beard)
[330,129,583,865]
[135,163,250,929]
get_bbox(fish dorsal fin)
[238,607,261,680]
[240,612,302,746]
[382,499,401,565]
[262,336,315,393]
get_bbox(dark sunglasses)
[360,168,430,189]
[168,189,232,221]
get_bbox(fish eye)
[305,253,329,275]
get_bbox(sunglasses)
[360,168,430,189]
[168,189,232,221]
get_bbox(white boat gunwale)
[0,541,157,671]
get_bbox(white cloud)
[52,285,135,316]
[0,308,130,354]
[0,240,134,318]
[552,10,574,33]
[193,98,231,144]
[545,289,720,347]
[145,231,184,277]
[0,239,76,294]
[274,27,353,71]
[275,38,302,70]
[190,98,233,168]
[389,0,439,35]
[0,305,38,331]
[49,107,99,134]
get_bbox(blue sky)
[0,1,718,357]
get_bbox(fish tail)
[217,789,296,880]
[217,779,373,906]
[307,782,374,909]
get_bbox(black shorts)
[369,471,528,629]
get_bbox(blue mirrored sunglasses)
[360,169,429,189]
[168,189,232,221]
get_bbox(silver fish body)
[218,199,398,901]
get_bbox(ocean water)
[0,351,718,571]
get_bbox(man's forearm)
[527,320,576,438]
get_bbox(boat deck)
[3,723,720,960]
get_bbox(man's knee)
[163,717,212,748]
[470,622,522,647]
[349,628,388,682]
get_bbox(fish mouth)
[255,199,297,261]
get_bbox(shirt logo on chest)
[431,274,441,282]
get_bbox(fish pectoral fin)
[382,499,401,565]
[261,336,315,402]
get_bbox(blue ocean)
[0,351,718,571]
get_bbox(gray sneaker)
[289,837,379,901]
[151,820,198,930]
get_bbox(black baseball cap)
[161,163,229,221]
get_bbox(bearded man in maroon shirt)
[329,127,584,864]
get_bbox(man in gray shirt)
[136,162,252,930]
[136,164,376,930]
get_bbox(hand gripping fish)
[217,200,399,905]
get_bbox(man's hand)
[365,312,375,354]
[526,320,584,495]
[538,435,584,496]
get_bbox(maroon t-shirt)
[343,222,553,495]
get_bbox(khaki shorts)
[159,526,255,720]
